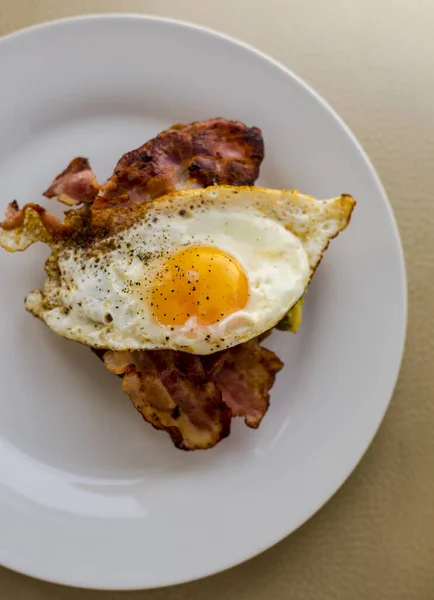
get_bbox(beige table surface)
[0,1,432,598]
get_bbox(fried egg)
[25,186,355,354]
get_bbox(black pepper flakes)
[171,405,181,419]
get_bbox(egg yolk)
[151,245,249,326]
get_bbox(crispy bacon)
[209,341,284,428]
[44,157,100,206]
[102,339,283,450]
[103,350,231,450]
[95,118,264,209]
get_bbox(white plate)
[0,14,406,590]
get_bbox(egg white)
[26,186,354,354]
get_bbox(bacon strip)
[102,339,283,450]
[104,350,231,450]
[210,341,284,428]
[95,118,264,209]
[44,157,100,206]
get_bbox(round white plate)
[0,14,406,590]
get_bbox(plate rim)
[0,12,408,590]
